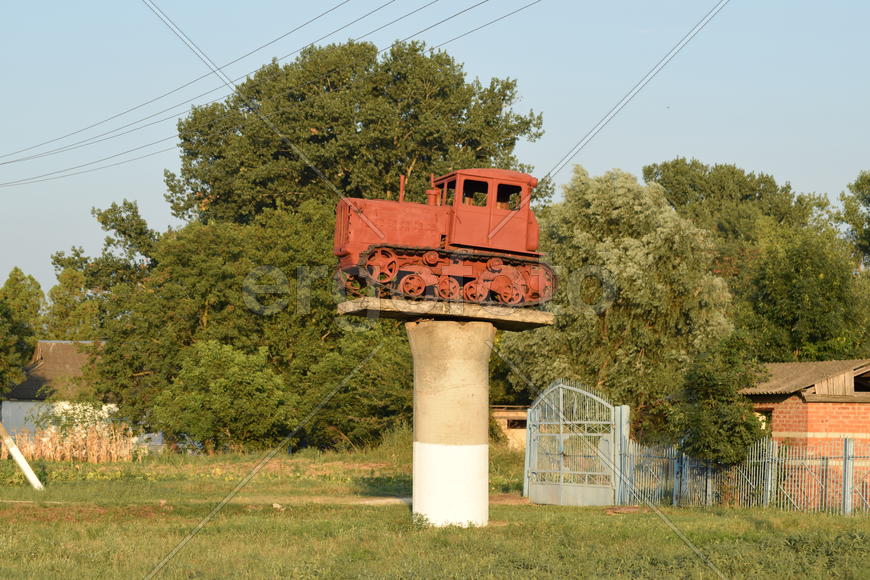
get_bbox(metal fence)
[619,438,870,515]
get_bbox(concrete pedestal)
[338,298,553,527]
[406,320,496,527]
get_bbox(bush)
[678,333,766,464]
[151,340,298,451]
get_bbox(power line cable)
[0,0,443,167]
[0,1,355,161]
[141,0,354,213]
[0,147,178,187]
[486,0,728,241]
[0,136,176,187]
[0,0,446,185]
[0,0,398,166]
[0,108,194,166]
[430,0,541,49]
[543,0,730,181]
[0,0,464,166]
[0,0,506,188]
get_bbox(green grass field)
[2,429,868,579]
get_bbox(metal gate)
[523,381,630,506]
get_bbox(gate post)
[614,405,630,505]
[843,438,854,516]
[679,453,692,505]
[522,420,532,498]
[672,452,681,507]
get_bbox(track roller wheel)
[462,280,488,303]
[436,276,460,300]
[399,274,427,298]
[494,282,524,305]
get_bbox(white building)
[1,341,95,433]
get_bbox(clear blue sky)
[1,0,868,292]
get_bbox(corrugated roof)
[5,341,94,401]
[741,359,870,395]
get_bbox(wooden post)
[0,422,44,490]
[705,461,713,506]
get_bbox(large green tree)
[742,225,870,360]
[0,302,28,392]
[838,169,870,263]
[644,157,870,362]
[500,167,732,438]
[642,158,824,290]
[0,268,42,392]
[52,200,159,292]
[44,269,101,340]
[642,158,822,244]
[164,40,545,223]
[0,267,45,341]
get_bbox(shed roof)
[4,341,94,401]
[740,359,870,396]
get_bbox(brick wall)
[753,395,870,446]
[805,402,870,440]
[766,395,807,444]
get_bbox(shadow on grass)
[352,474,412,497]
[353,473,524,497]
[491,480,523,494]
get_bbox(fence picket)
[615,436,866,515]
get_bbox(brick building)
[740,359,870,445]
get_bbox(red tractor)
[333,168,555,306]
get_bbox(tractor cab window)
[496,183,523,211]
[442,180,456,206]
[462,179,488,206]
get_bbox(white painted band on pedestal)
[413,441,488,527]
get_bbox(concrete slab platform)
[337,297,554,331]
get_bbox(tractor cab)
[431,168,539,255]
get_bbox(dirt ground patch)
[490,493,528,505]
[604,505,650,515]
[140,459,398,480]
[262,493,524,507]
[0,493,525,514]
[268,495,411,507]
